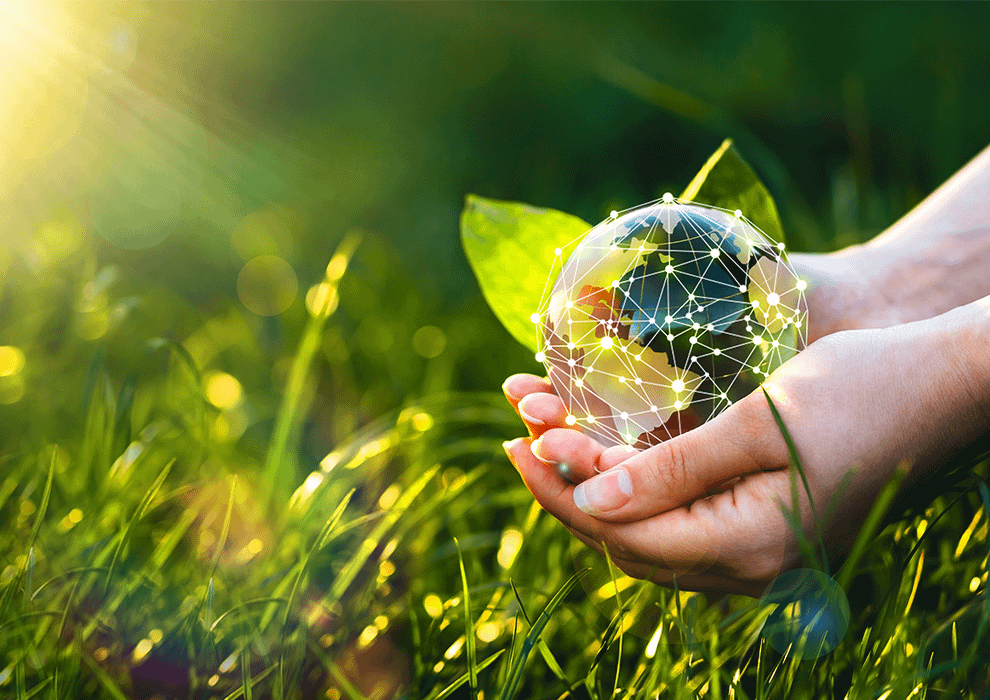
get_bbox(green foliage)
[461,139,786,354]
[681,139,786,245]
[460,195,591,354]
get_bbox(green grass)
[2,242,990,700]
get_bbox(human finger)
[530,428,613,483]
[505,436,728,576]
[502,374,553,409]
[563,525,761,595]
[517,392,571,437]
[571,396,785,522]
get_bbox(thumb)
[573,396,784,522]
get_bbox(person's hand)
[502,303,990,597]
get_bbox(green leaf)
[681,138,786,245]
[461,195,591,354]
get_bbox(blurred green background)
[2,0,989,477]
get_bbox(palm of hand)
[504,302,975,597]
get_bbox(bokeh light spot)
[237,255,298,316]
[91,158,183,250]
[760,568,850,659]
[412,325,447,358]
[0,347,26,377]
[305,282,339,318]
[204,371,243,409]
[0,375,25,405]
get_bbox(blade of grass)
[508,580,567,683]
[240,646,253,700]
[29,448,56,551]
[454,537,479,697]
[221,663,277,700]
[761,387,829,574]
[104,459,173,596]
[328,465,438,603]
[835,460,909,592]
[264,232,361,502]
[432,650,505,700]
[498,568,591,700]
[276,489,354,696]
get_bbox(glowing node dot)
[706,324,714,331]
[751,300,761,308]
[664,315,673,324]
[567,359,576,367]
[666,333,675,341]
[738,284,748,293]
[720,393,728,401]
[665,264,674,274]
[535,351,546,362]
[662,192,674,203]
[696,306,704,314]
[752,336,763,345]
[776,312,784,320]
[713,348,721,356]
[650,405,658,413]
[610,210,618,219]
[734,209,743,218]
[672,379,685,393]
[710,248,720,258]
[530,313,540,323]
[611,280,620,288]
[797,279,808,291]
[565,415,577,425]
[620,411,629,420]
[634,377,643,385]
[746,325,753,332]
[587,416,596,424]
[778,242,786,250]
[575,378,584,387]
[692,322,700,330]
[567,341,576,350]
[795,321,802,328]
[610,244,618,252]
[554,247,562,256]
[635,353,642,361]
[690,336,698,344]
[688,293,695,301]
[772,340,780,348]
[674,400,683,410]
[600,337,614,349]
[619,376,627,383]
[767,293,780,306]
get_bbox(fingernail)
[502,439,522,468]
[573,467,633,515]
[501,379,520,403]
[530,437,553,465]
[519,406,545,426]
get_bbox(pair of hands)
[502,249,990,597]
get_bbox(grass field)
[2,228,989,699]
[3,3,990,697]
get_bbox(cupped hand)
[502,306,989,597]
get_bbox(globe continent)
[536,198,808,449]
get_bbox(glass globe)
[535,196,808,449]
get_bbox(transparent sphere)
[535,197,808,449]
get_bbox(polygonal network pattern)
[534,195,808,449]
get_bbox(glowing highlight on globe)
[535,196,809,448]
